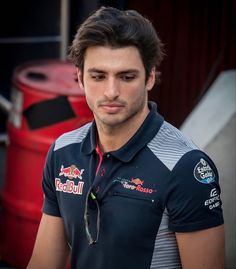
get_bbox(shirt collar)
[81,101,164,162]
[81,121,97,155]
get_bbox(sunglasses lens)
[84,189,100,245]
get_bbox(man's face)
[77,46,155,129]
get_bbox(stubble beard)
[92,93,148,130]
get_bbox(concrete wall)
[180,70,236,269]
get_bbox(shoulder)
[147,121,199,170]
[53,122,92,151]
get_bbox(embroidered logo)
[56,164,85,195]
[55,179,84,195]
[59,165,84,180]
[114,177,156,194]
[194,158,215,184]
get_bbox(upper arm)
[166,151,225,267]
[167,150,224,232]
[27,213,70,269]
[176,225,225,269]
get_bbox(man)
[27,6,225,269]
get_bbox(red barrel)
[0,60,93,268]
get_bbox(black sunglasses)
[84,186,100,245]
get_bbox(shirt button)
[100,168,105,176]
[106,154,110,158]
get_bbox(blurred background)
[0,0,235,268]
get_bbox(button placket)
[100,168,105,176]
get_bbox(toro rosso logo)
[130,178,144,185]
[114,177,156,194]
[55,164,85,195]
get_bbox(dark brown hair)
[68,6,164,81]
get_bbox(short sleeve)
[42,142,61,217]
[167,149,224,232]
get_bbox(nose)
[104,78,120,100]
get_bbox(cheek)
[84,94,94,112]
[83,85,100,108]
[123,83,146,98]
[83,82,95,97]
[84,80,101,94]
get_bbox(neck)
[96,106,150,153]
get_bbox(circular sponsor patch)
[194,158,215,184]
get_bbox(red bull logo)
[55,178,84,195]
[59,165,84,180]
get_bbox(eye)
[91,74,105,81]
[120,74,136,82]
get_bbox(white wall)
[180,70,236,269]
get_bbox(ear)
[146,67,156,92]
[76,68,84,91]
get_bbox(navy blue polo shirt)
[42,102,224,269]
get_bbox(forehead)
[83,46,145,73]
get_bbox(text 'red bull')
[55,178,84,195]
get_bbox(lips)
[100,102,124,113]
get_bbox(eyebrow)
[87,68,140,75]
[118,69,140,75]
[87,68,105,73]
